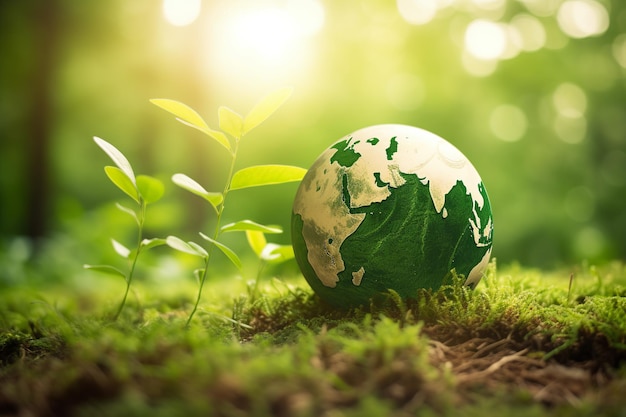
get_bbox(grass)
[1,259,625,416]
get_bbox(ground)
[0,260,625,416]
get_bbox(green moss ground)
[1,260,625,416]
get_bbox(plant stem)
[250,260,266,303]
[186,140,241,326]
[113,201,146,321]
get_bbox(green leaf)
[199,233,242,270]
[246,230,267,258]
[84,264,126,279]
[230,165,307,190]
[204,128,232,152]
[93,137,136,185]
[166,236,207,258]
[218,106,244,139]
[136,175,164,204]
[263,244,295,264]
[111,239,131,258]
[243,87,293,135]
[221,220,282,234]
[188,241,209,258]
[105,166,140,204]
[150,99,232,152]
[116,203,139,224]
[150,98,209,132]
[178,120,232,152]
[171,173,223,213]
[140,238,166,251]
[193,268,205,284]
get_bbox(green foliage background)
[1,0,625,272]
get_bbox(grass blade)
[220,220,282,234]
[105,166,140,204]
[94,137,136,185]
[230,165,307,190]
[243,87,293,135]
[199,233,242,270]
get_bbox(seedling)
[245,229,295,301]
[84,137,166,320]
[151,87,306,325]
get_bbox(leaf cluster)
[86,88,304,324]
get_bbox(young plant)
[151,87,305,325]
[84,137,166,320]
[246,229,295,301]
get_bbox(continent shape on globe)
[292,124,493,307]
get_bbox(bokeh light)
[573,226,607,259]
[553,82,587,118]
[461,50,499,76]
[517,0,561,17]
[162,0,201,27]
[612,34,626,68]
[557,0,609,39]
[397,0,439,25]
[553,114,587,144]
[489,104,528,142]
[464,19,507,60]
[510,13,546,52]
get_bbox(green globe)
[291,124,493,307]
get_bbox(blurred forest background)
[1,0,625,284]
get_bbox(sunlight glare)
[205,1,325,90]
[231,8,296,60]
[287,0,325,36]
[162,0,201,27]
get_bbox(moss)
[0,261,625,416]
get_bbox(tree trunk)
[26,1,59,242]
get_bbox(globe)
[291,124,493,307]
